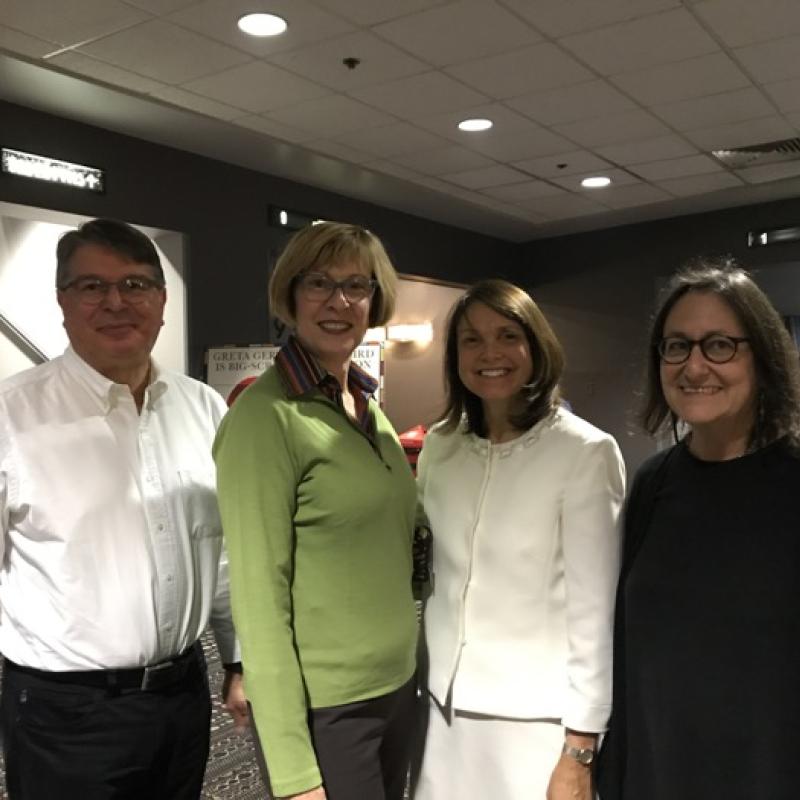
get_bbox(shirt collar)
[62,346,168,411]
[275,335,378,399]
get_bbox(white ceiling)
[2,0,800,242]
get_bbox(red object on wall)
[399,424,427,474]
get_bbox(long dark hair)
[641,258,800,450]
[439,279,564,437]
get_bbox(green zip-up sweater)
[213,366,417,797]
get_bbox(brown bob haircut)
[641,258,800,450]
[269,222,398,328]
[439,279,564,437]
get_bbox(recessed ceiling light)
[237,12,288,37]
[458,118,493,132]
[581,176,611,188]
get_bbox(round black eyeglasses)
[658,334,750,365]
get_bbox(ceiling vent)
[711,137,800,170]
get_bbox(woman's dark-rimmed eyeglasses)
[658,334,750,365]
[297,272,376,303]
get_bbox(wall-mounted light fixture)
[268,206,326,230]
[748,225,800,247]
[363,327,387,343]
[387,322,434,343]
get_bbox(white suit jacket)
[417,408,625,732]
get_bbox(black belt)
[4,642,201,692]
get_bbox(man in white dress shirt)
[0,218,246,799]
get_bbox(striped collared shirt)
[274,335,377,437]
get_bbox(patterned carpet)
[0,632,268,800]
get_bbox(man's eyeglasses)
[296,272,376,303]
[59,276,164,306]
[658,334,750,365]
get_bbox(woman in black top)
[597,259,800,800]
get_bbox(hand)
[279,788,326,800]
[221,670,249,733]
[546,753,592,800]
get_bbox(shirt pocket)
[177,469,222,540]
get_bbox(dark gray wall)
[519,201,800,470]
[0,100,517,378]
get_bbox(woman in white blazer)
[413,279,625,800]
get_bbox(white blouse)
[417,407,625,732]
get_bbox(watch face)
[564,745,595,765]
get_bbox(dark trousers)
[256,675,417,800]
[1,656,212,800]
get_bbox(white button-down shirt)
[0,347,239,670]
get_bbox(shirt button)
[166,574,173,582]
[157,524,165,532]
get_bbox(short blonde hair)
[269,222,398,327]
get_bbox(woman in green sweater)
[214,223,418,800]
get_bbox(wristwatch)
[562,743,595,766]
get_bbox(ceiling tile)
[0,0,149,47]
[442,164,531,189]
[553,109,671,148]
[349,72,487,117]
[466,126,575,161]
[122,0,200,13]
[414,103,535,141]
[692,0,800,47]
[389,145,495,175]
[508,79,637,126]
[365,159,427,182]
[312,0,451,26]
[148,85,243,119]
[656,171,744,196]
[514,150,614,178]
[232,115,316,143]
[482,180,566,201]
[519,193,608,219]
[595,134,699,164]
[593,183,672,209]
[265,32,427,91]
[80,19,249,84]
[329,123,447,159]
[736,160,800,184]
[685,116,798,150]
[182,61,330,113]
[446,42,593,100]
[560,9,719,75]
[765,79,800,113]
[735,35,800,84]
[303,139,373,164]
[611,52,751,106]
[0,25,59,58]
[550,167,640,191]
[167,0,354,57]
[49,51,166,94]
[263,94,397,136]
[373,0,541,67]
[497,0,680,38]
[630,154,723,181]
[652,87,777,132]
[412,103,573,160]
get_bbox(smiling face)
[660,290,757,447]
[57,242,166,380]
[456,301,534,414]
[292,258,372,376]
